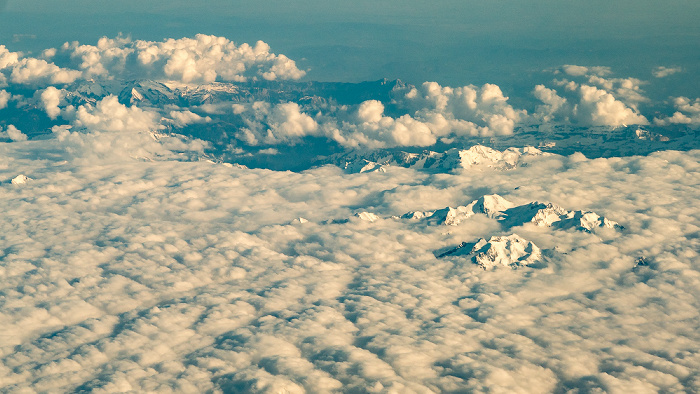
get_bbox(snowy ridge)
[500,201,624,232]
[330,145,546,173]
[401,194,514,225]
[437,234,543,270]
[401,194,622,232]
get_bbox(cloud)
[562,65,611,77]
[9,58,82,85]
[39,96,210,162]
[2,43,80,86]
[654,96,700,125]
[0,142,698,392]
[532,85,569,123]
[652,66,682,78]
[576,84,648,126]
[308,82,527,149]
[0,44,20,69]
[235,101,319,145]
[408,82,525,135]
[322,100,438,148]
[167,110,212,128]
[536,65,651,127]
[64,35,306,83]
[0,89,9,109]
[0,124,27,141]
[40,86,63,119]
[71,95,159,134]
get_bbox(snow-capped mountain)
[328,145,546,173]
[401,194,514,225]
[437,234,543,270]
[500,202,623,232]
[400,194,622,232]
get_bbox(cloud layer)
[1,132,699,392]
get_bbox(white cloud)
[40,86,63,119]
[533,85,568,122]
[0,124,27,141]
[652,66,682,78]
[168,110,212,128]
[72,95,159,134]
[323,100,438,148]
[0,89,9,109]
[0,45,20,69]
[0,142,698,392]
[236,101,319,145]
[64,35,306,83]
[9,58,82,85]
[409,82,525,135]
[576,84,648,126]
[654,96,700,125]
[562,65,611,77]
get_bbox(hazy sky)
[1,0,698,91]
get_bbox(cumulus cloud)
[0,124,27,141]
[562,64,611,77]
[322,100,438,148]
[168,110,212,128]
[9,58,82,85]
[408,82,525,135]
[1,45,81,87]
[535,66,650,127]
[40,86,63,119]
[532,84,569,123]
[306,82,527,149]
[236,101,319,145]
[0,45,20,69]
[576,84,648,126]
[64,35,306,83]
[654,96,700,125]
[653,66,682,78]
[71,95,159,133]
[0,89,9,109]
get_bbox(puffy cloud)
[0,124,27,141]
[168,110,212,128]
[408,82,525,135]
[64,35,306,83]
[315,81,526,149]
[72,95,159,134]
[562,64,611,77]
[0,89,9,109]
[40,86,63,119]
[654,97,700,125]
[586,75,648,105]
[0,45,78,87]
[9,58,82,85]
[532,85,569,123]
[536,67,650,127]
[0,45,20,69]
[236,101,319,145]
[320,100,441,148]
[576,85,648,126]
[652,66,682,78]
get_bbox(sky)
[1,0,698,92]
[1,1,700,392]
